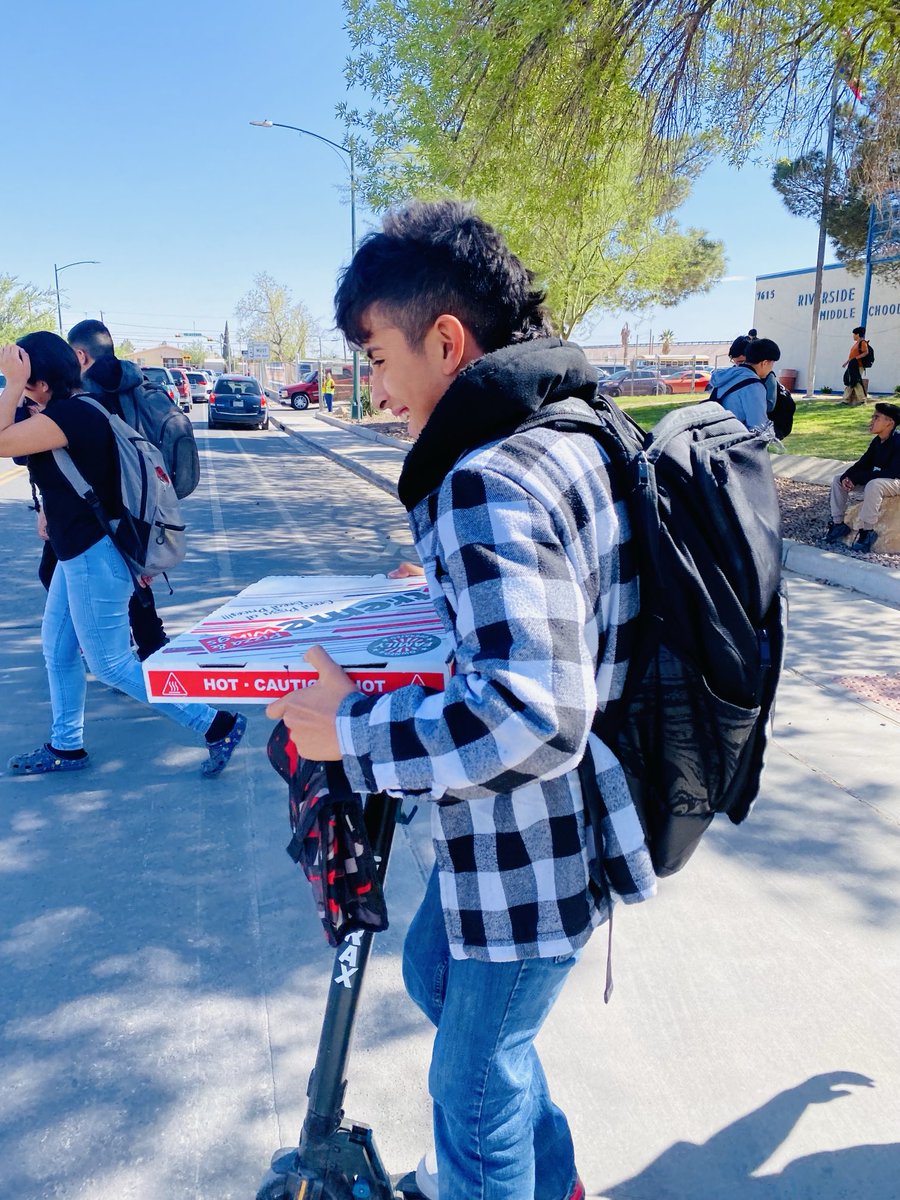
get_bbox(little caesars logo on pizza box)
[143,575,452,702]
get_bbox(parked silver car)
[141,366,191,414]
[186,370,212,403]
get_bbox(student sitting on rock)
[826,402,900,553]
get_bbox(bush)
[894,384,900,396]
[820,385,833,394]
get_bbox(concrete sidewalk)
[270,406,900,608]
[2,426,899,1199]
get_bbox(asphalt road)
[1,412,898,1199]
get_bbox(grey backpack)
[120,380,200,499]
[53,394,187,580]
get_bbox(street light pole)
[250,120,361,419]
[54,260,100,336]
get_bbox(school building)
[753,263,900,394]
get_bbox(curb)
[269,412,399,498]
[782,538,900,607]
[769,454,854,485]
[316,411,411,451]
[271,413,900,608]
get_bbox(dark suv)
[208,375,269,430]
[600,369,673,397]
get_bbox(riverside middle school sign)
[753,263,900,394]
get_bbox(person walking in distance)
[841,326,870,405]
[826,402,900,553]
[267,200,655,1200]
[322,368,336,412]
[0,333,247,776]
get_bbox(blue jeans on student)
[41,536,216,750]
[403,867,579,1200]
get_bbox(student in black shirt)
[0,332,246,776]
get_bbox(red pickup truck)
[280,365,370,410]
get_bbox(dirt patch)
[353,416,414,443]
[777,477,898,564]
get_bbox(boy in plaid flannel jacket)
[268,200,656,1200]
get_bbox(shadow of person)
[602,1071,899,1199]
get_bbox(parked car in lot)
[141,366,190,413]
[208,374,269,430]
[186,370,212,403]
[662,369,711,394]
[599,368,674,397]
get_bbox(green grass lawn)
[617,393,876,460]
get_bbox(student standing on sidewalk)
[322,368,336,412]
[0,333,246,777]
[267,200,655,1200]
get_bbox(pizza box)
[143,574,452,704]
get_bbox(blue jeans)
[403,868,579,1200]
[323,393,333,412]
[41,536,217,750]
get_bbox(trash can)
[778,368,798,392]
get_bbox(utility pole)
[805,72,840,398]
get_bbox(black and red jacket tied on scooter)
[267,721,389,947]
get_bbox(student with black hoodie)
[266,201,656,1200]
[66,320,170,659]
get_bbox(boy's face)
[869,411,895,439]
[363,311,465,439]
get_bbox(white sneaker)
[415,1149,439,1200]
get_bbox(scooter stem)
[299,794,399,1151]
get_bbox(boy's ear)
[431,313,478,375]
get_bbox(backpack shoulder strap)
[49,393,114,497]
[51,448,92,497]
[69,391,114,419]
[710,375,760,405]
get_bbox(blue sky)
[1,0,831,355]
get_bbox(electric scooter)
[255,792,427,1200]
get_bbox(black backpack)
[860,340,875,369]
[523,397,786,876]
[770,379,796,440]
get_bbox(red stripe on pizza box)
[146,668,448,703]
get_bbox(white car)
[186,370,212,403]
[142,366,192,414]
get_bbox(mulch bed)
[776,477,898,564]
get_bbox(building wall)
[753,264,900,393]
[133,344,186,369]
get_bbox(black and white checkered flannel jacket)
[337,413,657,961]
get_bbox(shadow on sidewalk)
[601,1071,898,1199]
